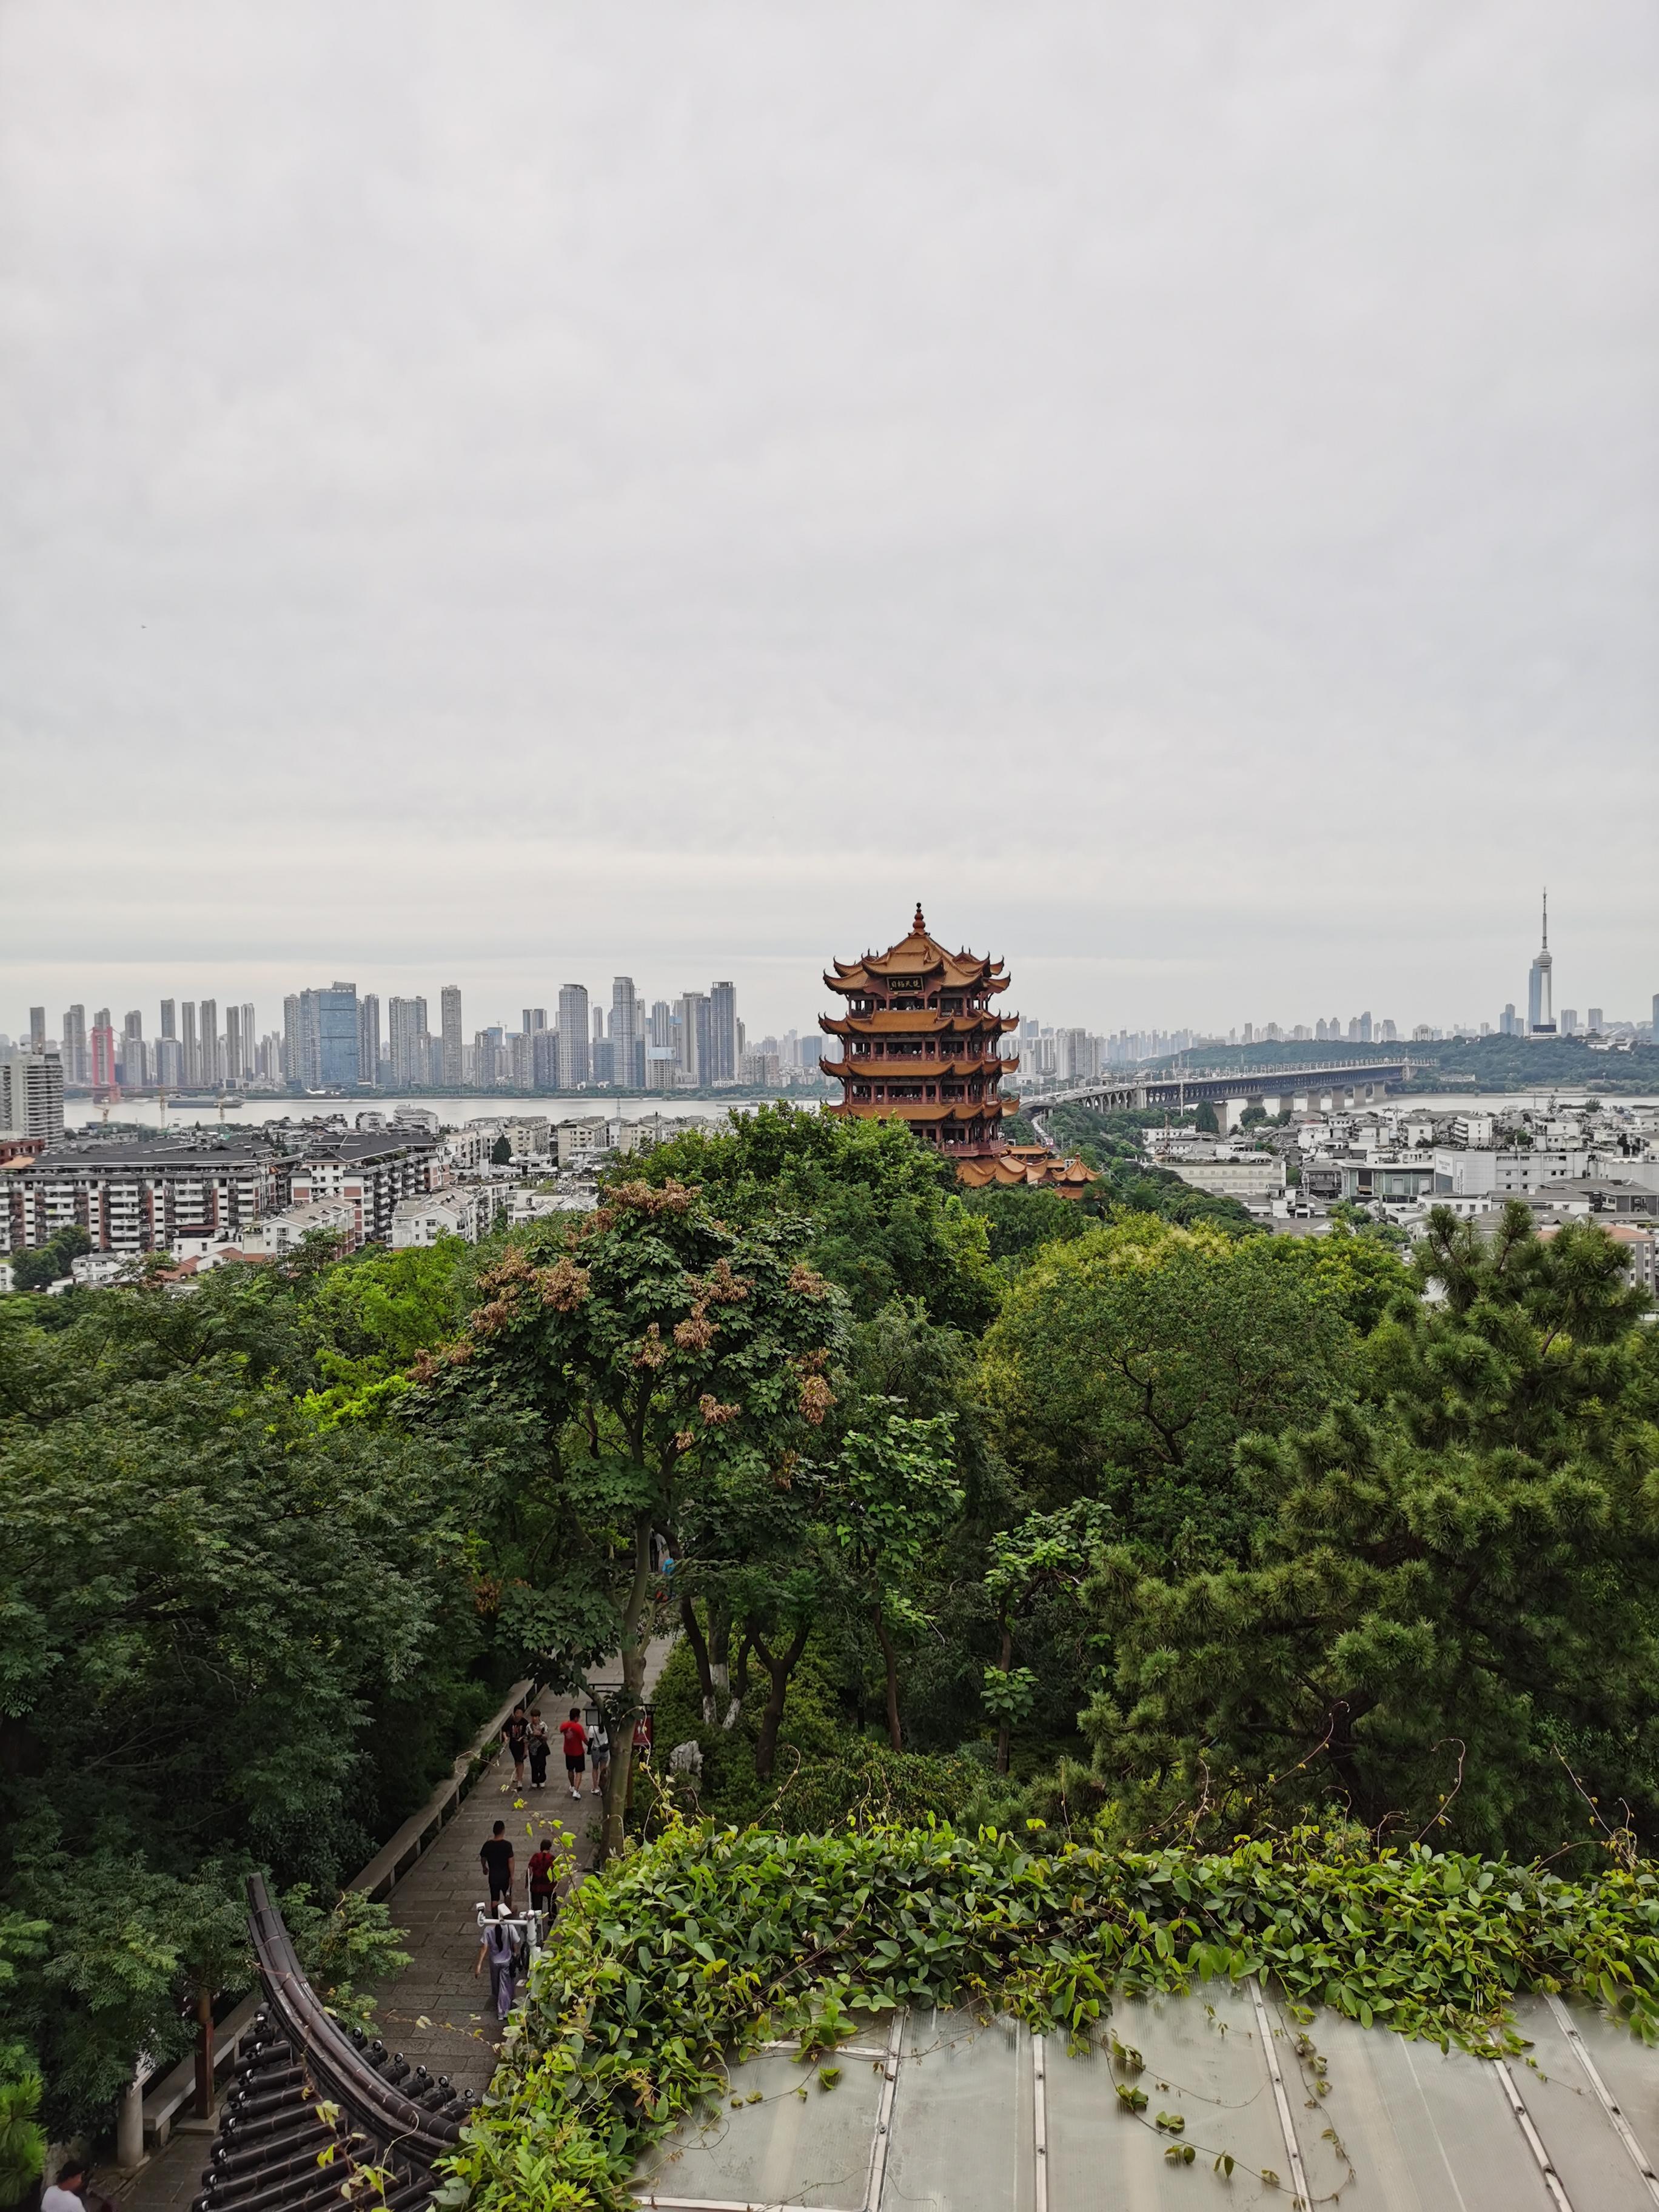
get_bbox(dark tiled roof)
[192,1878,476,2212]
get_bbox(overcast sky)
[2,1,1655,1043]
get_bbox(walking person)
[526,1707,551,1790]
[588,1713,610,1800]
[558,1706,588,1800]
[528,1833,559,1928]
[504,1702,529,1789]
[474,1906,519,2024]
[479,1820,515,1908]
[632,1709,652,1767]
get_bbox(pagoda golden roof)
[825,903,1010,998]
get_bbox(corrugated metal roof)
[630,1987,1659,2212]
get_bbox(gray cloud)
[2,0,1655,1036]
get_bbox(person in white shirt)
[42,2158,90,2212]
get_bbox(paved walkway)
[102,1640,677,2212]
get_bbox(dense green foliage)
[446,1817,1659,2212]
[1036,1102,1264,1236]
[980,1217,1355,1560]
[0,1248,496,2133]
[628,1106,1000,1327]
[5,1091,1657,2162]
[1082,1202,1659,1853]
[7,1225,91,1293]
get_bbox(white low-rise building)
[1163,1152,1285,1202]
[1431,1146,1590,1197]
[238,1198,360,1256]
[390,1182,515,1247]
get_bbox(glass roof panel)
[1543,1993,1659,2182]
[1301,2011,1558,2212]
[1509,1995,1657,2212]
[885,2009,1035,2212]
[1044,1983,1286,2210]
[632,2046,884,2211]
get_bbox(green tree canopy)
[415,1178,851,1852]
[624,1105,1000,1329]
[979,1216,1355,1562]
[1082,1205,1659,1856]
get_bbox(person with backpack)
[526,1708,551,1789]
[474,1906,518,2023]
[558,1707,588,1800]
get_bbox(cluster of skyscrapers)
[6,978,831,1100]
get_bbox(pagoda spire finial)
[913,900,927,936]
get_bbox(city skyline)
[2,7,1655,1037]
[8,885,1656,1079]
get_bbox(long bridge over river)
[1025,1057,1410,1129]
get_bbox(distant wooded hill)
[1139,1034,1656,1092]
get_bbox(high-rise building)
[677,991,709,1084]
[224,1003,244,1082]
[389,996,429,1088]
[1588,1006,1604,1035]
[28,1008,45,1051]
[282,995,301,1085]
[532,1027,560,1091]
[1,1049,64,1142]
[200,999,221,1086]
[440,987,464,1088]
[90,1010,117,1091]
[611,977,643,1091]
[156,1035,183,1088]
[315,984,361,1088]
[160,999,176,1042]
[358,994,381,1086]
[709,982,738,1082]
[648,999,673,1048]
[523,1007,548,1034]
[1500,1002,1518,1037]
[240,1003,256,1076]
[181,1002,201,1087]
[61,1005,87,1084]
[558,985,590,1086]
[1527,891,1555,1036]
[1560,1008,1579,1037]
[121,1011,146,1089]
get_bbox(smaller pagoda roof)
[957,1149,1101,1196]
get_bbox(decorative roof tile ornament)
[190,1878,474,2212]
[820,904,1022,1175]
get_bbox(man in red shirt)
[558,1707,588,1800]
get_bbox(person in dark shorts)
[504,1703,529,1788]
[558,1707,587,1800]
[526,1708,551,1789]
[479,1820,514,1906]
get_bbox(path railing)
[132,1677,535,2160]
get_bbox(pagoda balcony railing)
[835,1053,1018,1071]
